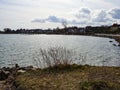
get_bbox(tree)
[4,28,12,33]
[62,21,67,29]
[62,21,68,33]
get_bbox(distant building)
[110,23,119,31]
[67,28,75,33]
[85,26,93,33]
[66,27,85,34]
[78,28,85,33]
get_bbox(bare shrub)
[33,47,73,68]
[33,47,83,68]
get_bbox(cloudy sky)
[0,0,120,30]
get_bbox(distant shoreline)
[94,34,120,45]
[0,33,120,44]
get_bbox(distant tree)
[62,21,67,29]
[62,21,68,33]
[0,30,2,33]
[56,27,60,30]
[4,28,12,33]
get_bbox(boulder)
[118,44,120,47]
[25,65,34,70]
[113,44,117,46]
[109,40,113,43]
[0,70,10,80]
[17,70,26,73]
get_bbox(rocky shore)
[94,34,120,46]
[0,64,35,90]
[113,36,120,45]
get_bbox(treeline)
[0,23,120,34]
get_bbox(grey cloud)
[93,10,112,22]
[70,20,87,25]
[32,16,67,23]
[75,8,91,19]
[109,8,120,19]
[81,8,91,14]
[32,19,46,23]
[47,16,66,23]
[32,15,87,25]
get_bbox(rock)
[25,65,34,70]
[109,40,113,43]
[0,70,10,81]
[19,66,34,71]
[31,68,37,71]
[17,70,26,73]
[4,71,10,76]
[118,44,120,47]
[5,75,16,90]
[18,67,26,70]
[6,75,15,84]
[0,81,6,90]
[113,44,117,46]
[27,65,33,68]
[2,67,11,71]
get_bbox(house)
[67,28,75,33]
[78,28,85,33]
[110,23,119,31]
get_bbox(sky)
[0,0,120,30]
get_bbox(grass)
[15,64,120,90]
[80,81,120,90]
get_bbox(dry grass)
[33,47,74,68]
[33,47,86,68]
[15,65,120,90]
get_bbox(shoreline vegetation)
[0,64,120,90]
[0,47,120,90]
[0,23,120,34]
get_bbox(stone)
[0,70,9,80]
[17,70,26,73]
[109,40,113,42]
[25,65,34,70]
[118,44,120,47]
[113,44,117,46]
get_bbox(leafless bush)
[33,47,87,68]
[33,47,75,68]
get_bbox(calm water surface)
[0,34,120,67]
